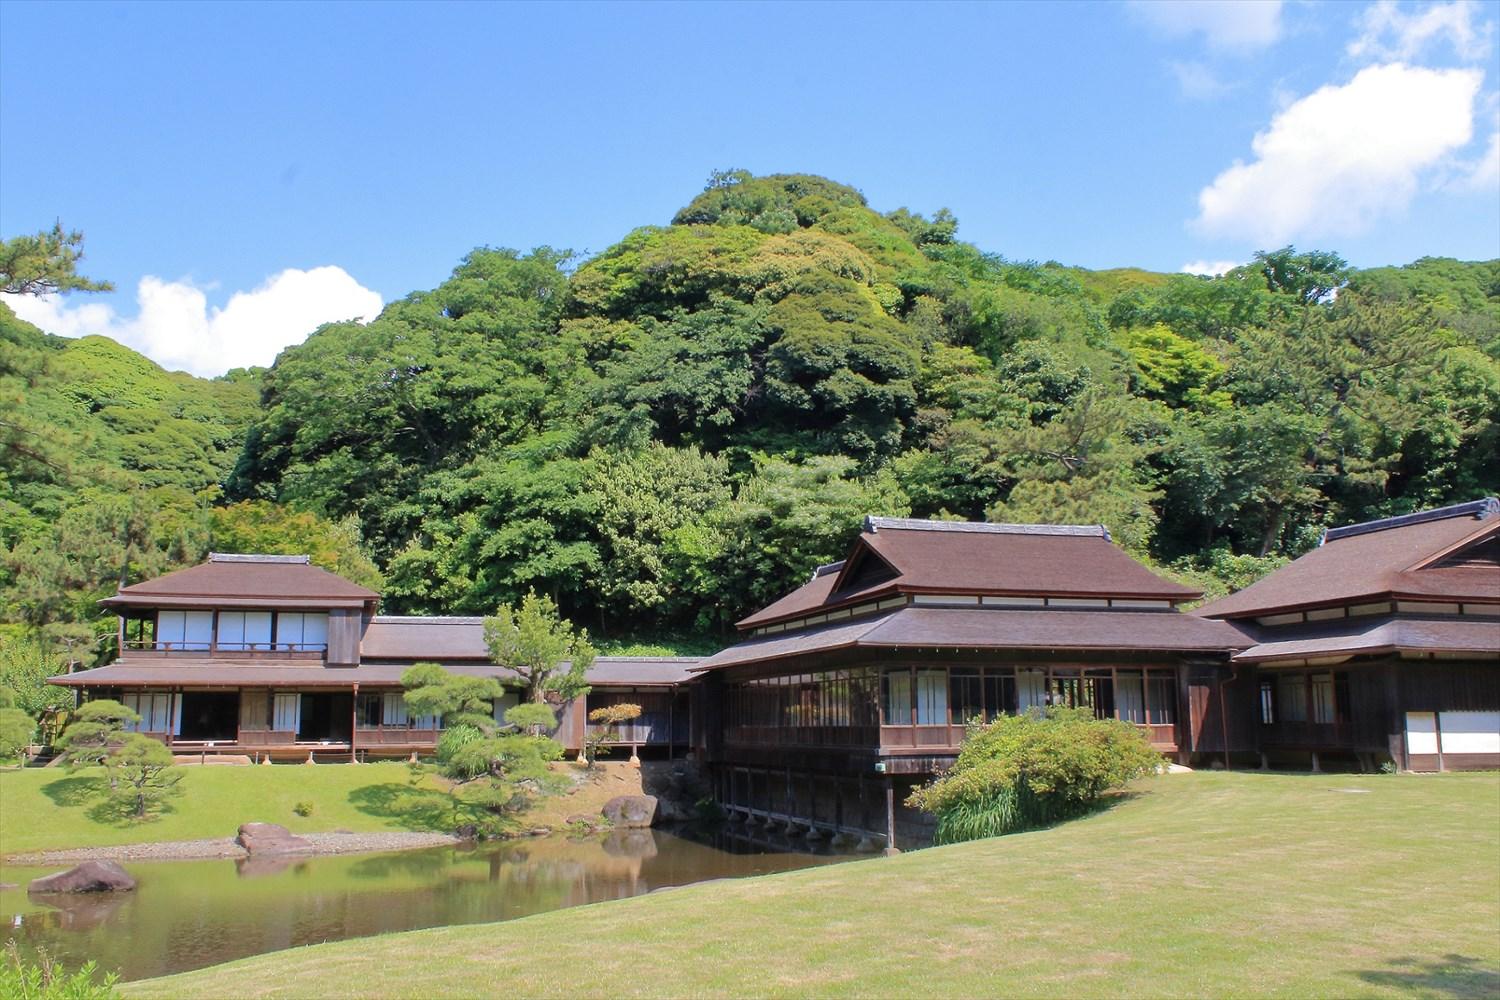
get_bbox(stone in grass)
[28,861,136,894]
[236,822,314,856]
[601,794,658,829]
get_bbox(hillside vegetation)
[3,171,1498,662]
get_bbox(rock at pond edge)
[28,861,136,894]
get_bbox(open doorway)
[298,693,353,743]
[178,692,240,741]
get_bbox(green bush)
[292,800,314,817]
[909,707,1162,844]
[2,940,119,999]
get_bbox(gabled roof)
[1197,499,1500,620]
[700,606,1245,671]
[737,517,1200,629]
[100,553,380,610]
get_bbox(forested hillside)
[4,171,1498,671]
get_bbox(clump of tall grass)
[910,707,1162,845]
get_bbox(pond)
[0,829,856,982]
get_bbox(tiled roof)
[101,555,379,609]
[700,606,1246,671]
[1230,615,1500,664]
[738,518,1199,629]
[1197,499,1500,620]
[50,656,702,688]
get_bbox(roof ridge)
[208,552,312,564]
[864,516,1111,540]
[1321,498,1499,545]
[371,616,485,624]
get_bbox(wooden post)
[883,776,899,855]
[210,610,219,656]
[1434,711,1445,772]
[116,616,125,660]
[350,683,359,764]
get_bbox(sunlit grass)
[124,771,1500,999]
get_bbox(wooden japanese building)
[52,553,697,760]
[1198,498,1500,772]
[691,517,1248,849]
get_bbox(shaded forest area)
[4,172,1497,681]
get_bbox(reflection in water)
[0,829,849,982]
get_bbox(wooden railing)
[355,726,439,745]
[122,640,325,660]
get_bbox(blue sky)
[2,0,1497,375]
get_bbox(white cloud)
[1193,63,1483,244]
[1348,0,1495,63]
[2,266,383,377]
[1169,61,1233,100]
[1132,1,1285,51]
[1180,260,1241,276]
[1456,129,1500,190]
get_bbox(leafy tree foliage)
[5,177,1497,651]
[483,591,596,703]
[0,222,113,296]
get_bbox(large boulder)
[28,861,136,894]
[601,794,659,829]
[236,822,313,856]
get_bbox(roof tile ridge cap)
[208,552,313,564]
[863,515,1109,538]
[1321,497,1500,545]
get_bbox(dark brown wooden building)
[52,553,697,760]
[1198,498,1500,772]
[692,517,1248,849]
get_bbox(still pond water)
[1,830,853,982]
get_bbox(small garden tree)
[908,707,1162,844]
[55,699,137,776]
[0,686,35,762]
[401,665,567,836]
[53,699,181,818]
[483,591,596,704]
[107,734,182,819]
[584,702,641,766]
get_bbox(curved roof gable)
[1198,498,1500,620]
[738,517,1200,629]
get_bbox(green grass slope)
[125,771,1500,999]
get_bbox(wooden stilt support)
[883,775,900,856]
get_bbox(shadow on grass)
[38,774,177,827]
[39,775,106,808]
[1356,955,1500,998]
[347,782,478,834]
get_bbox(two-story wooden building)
[51,553,697,760]
[1197,498,1500,772]
[691,517,1249,849]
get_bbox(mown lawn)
[0,760,651,856]
[125,771,1500,999]
[0,762,450,855]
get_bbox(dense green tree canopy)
[4,172,1497,655]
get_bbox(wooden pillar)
[1434,711,1445,772]
[667,696,675,761]
[210,610,219,655]
[116,615,125,661]
[350,683,359,763]
[883,775,899,855]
